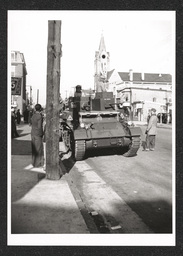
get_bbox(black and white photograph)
[8,10,175,246]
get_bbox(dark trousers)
[17,117,21,124]
[12,121,19,138]
[146,135,156,149]
[31,135,43,167]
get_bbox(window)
[15,52,18,61]
[11,66,15,77]
[153,97,156,102]
[11,52,15,61]
[11,52,18,61]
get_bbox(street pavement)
[10,121,172,236]
[11,123,89,234]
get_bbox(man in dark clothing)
[11,110,19,138]
[16,109,21,124]
[28,109,34,125]
[31,104,44,167]
[23,107,29,123]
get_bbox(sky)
[8,11,175,106]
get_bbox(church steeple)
[94,33,110,92]
[99,33,106,52]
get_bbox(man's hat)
[151,108,156,112]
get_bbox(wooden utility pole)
[46,20,62,180]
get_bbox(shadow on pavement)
[11,168,45,202]
[61,147,129,174]
[11,203,88,234]
[85,147,129,158]
[11,197,172,234]
[126,199,172,233]
[61,155,75,173]
[16,129,24,135]
[11,139,32,155]
[18,132,30,138]
[98,198,172,234]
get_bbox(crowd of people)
[11,106,34,138]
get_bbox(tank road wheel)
[123,136,141,157]
[75,140,86,161]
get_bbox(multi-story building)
[94,35,172,122]
[11,51,27,114]
[109,69,172,122]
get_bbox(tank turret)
[92,91,115,111]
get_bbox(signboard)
[11,77,21,95]
[136,103,143,109]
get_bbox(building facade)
[115,70,172,122]
[11,51,27,114]
[94,35,172,122]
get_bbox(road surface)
[64,125,173,233]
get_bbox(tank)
[61,86,142,161]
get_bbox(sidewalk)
[11,124,89,234]
[133,120,172,129]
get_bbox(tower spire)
[99,32,106,52]
[94,32,110,92]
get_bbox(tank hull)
[73,120,142,160]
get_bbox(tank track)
[75,140,86,161]
[123,136,141,157]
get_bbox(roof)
[118,72,172,83]
[107,69,115,80]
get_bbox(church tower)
[94,33,110,92]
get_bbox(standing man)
[145,108,158,151]
[31,104,44,167]
[28,108,34,125]
[16,109,21,125]
[23,106,29,123]
[11,109,19,138]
